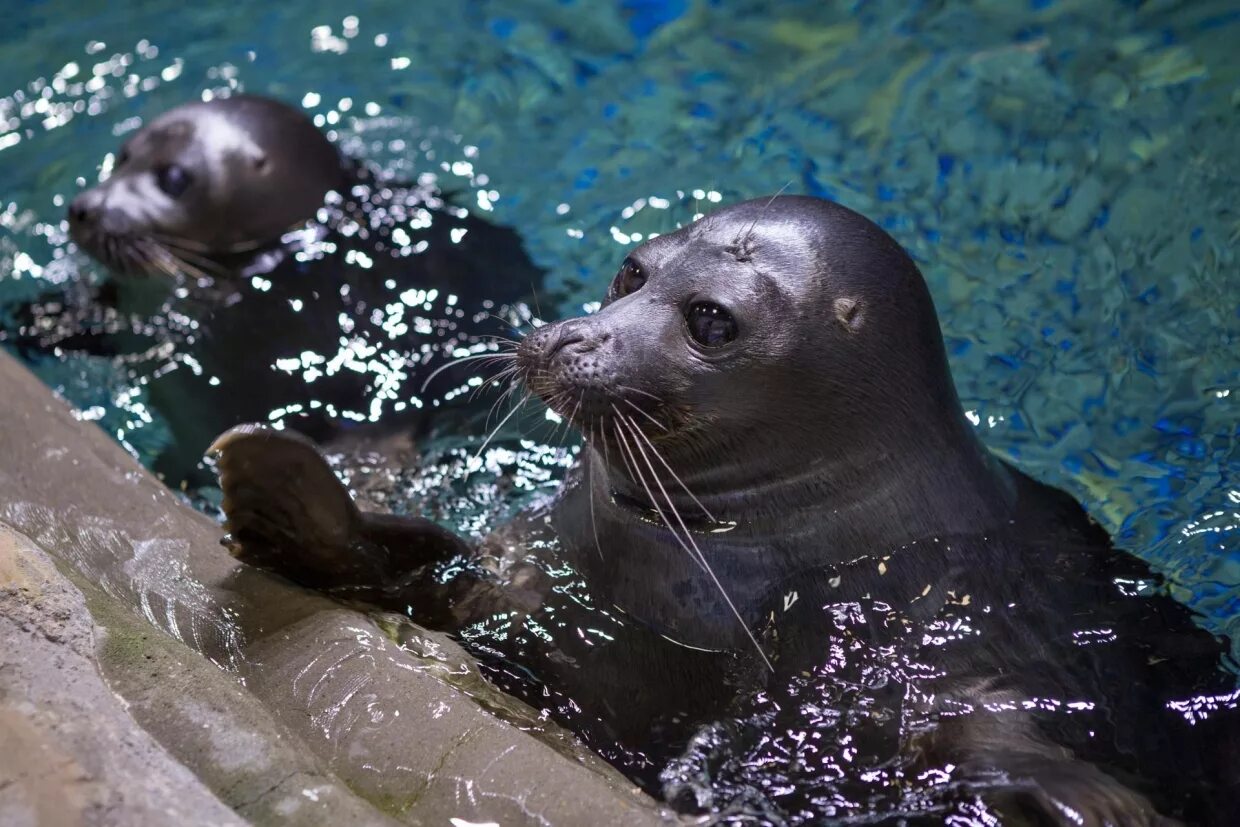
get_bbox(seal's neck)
[567,412,1018,652]
[600,408,1016,556]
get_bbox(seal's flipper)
[982,755,1178,827]
[921,680,1177,826]
[210,425,474,601]
[211,424,364,588]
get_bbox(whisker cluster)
[606,404,773,672]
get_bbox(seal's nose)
[547,321,610,358]
[548,329,586,357]
[67,190,102,225]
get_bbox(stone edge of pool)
[0,349,675,827]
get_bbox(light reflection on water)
[1,0,1238,823]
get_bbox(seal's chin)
[520,363,616,428]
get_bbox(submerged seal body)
[14,95,543,485]
[211,196,1237,825]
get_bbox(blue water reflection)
[1,0,1237,822]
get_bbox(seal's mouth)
[68,218,233,282]
[70,224,163,278]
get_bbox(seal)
[208,196,1237,825]
[14,95,544,486]
[66,95,349,278]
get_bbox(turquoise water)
[1,0,1238,815]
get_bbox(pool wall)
[0,349,671,826]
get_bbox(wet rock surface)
[1,523,245,827]
[0,350,670,827]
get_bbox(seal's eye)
[685,302,738,348]
[156,164,193,198]
[610,258,646,299]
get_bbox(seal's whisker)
[487,367,540,430]
[419,351,517,393]
[612,416,715,586]
[738,180,794,250]
[220,238,267,253]
[150,250,178,279]
[152,232,265,255]
[532,399,573,445]
[493,365,550,425]
[466,391,531,477]
[545,390,577,436]
[621,397,669,433]
[609,416,645,503]
[467,366,521,403]
[565,393,584,431]
[598,419,611,465]
[617,385,664,404]
[146,238,229,277]
[486,377,527,427]
[529,281,544,324]
[469,356,521,375]
[124,242,154,278]
[150,232,213,253]
[173,252,228,278]
[476,334,522,347]
[151,244,211,282]
[103,236,123,271]
[121,240,141,274]
[455,356,521,388]
[615,410,773,672]
[612,416,709,572]
[628,421,714,522]
[588,416,605,559]
[484,311,532,337]
[152,237,227,269]
[140,238,204,281]
[542,391,580,448]
[466,375,515,406]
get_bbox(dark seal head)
[518,195,1019,649]
[67,95,349,277]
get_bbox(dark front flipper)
[923,682,1180,827]
[981,762,1179,827]
[210,424,472,604]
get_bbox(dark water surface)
[2,1,1238,823]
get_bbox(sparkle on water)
[1,1,1238,824]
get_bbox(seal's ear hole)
[833,297,863,332]
[253,155,269,171]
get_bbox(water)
[2,0,1238,822]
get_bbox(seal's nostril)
[548,332,586,358]
[68,192,98,224]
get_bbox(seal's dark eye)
[685,302,738,348]
[156,164,192,198]
[610,258,646,299]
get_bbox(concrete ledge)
[1,523,246,827]
[0,349,671,826]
